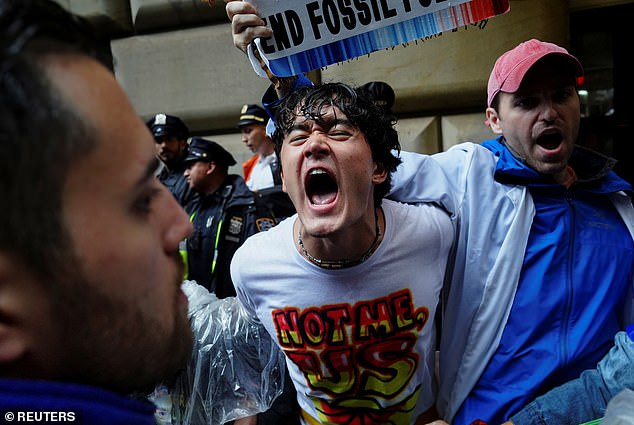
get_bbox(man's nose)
[303,133,330,158]
[540,98,559,123]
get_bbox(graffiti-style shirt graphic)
[274,289,429,424]
[232,200,453,424]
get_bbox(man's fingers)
[225,1,258,20]
[231,13,268,35]
[232,27,271,53]
[225,1,272,53]
[238,25,273,42]
[230,14,272,52]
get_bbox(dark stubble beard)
[49,250,193,395]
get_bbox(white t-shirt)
[246,153,276,191]
[231,199,453,425]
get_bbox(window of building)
[571,2,634,184]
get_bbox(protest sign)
[247,0,510,76]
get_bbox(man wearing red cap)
[390,39,634,424]
[223,4,634,423]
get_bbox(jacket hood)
[482,136,632,193]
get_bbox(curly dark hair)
[272,82,402,207]
[0,0,109,280]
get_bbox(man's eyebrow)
[288,122,311,133]
[288,118,353,133]
[330,119,353,128]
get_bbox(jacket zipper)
[562,194,575,367]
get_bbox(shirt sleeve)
[510,330,634,425]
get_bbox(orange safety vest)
[242,154,259,183]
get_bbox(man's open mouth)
[305,168,338,206]
[536,132,564,150]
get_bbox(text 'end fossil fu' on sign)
[246,0,511,77]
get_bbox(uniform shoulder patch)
[256,218,275,232]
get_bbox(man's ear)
[205,162,216,175]
[486,107,503,135]
[0,253,28,363]
[372,162,388,185]
[281,169,288,193]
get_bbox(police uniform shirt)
[187,190,227,291]
[185,175,275,297]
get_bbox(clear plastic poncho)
[165,281,286,425]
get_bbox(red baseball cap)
[486,39,584,107]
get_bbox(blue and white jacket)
[389,139,634,423]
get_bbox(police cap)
[146,113,189,140]
[237,104,268,127]
[184,137,237,167]
[358,81,395,111]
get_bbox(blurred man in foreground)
[0,0,193,421]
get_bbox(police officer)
[239,104,295,222]
[239,103,279,191]
[182,137,275,297]
[147,113,198,210]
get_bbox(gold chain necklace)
[297,209,382,270]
